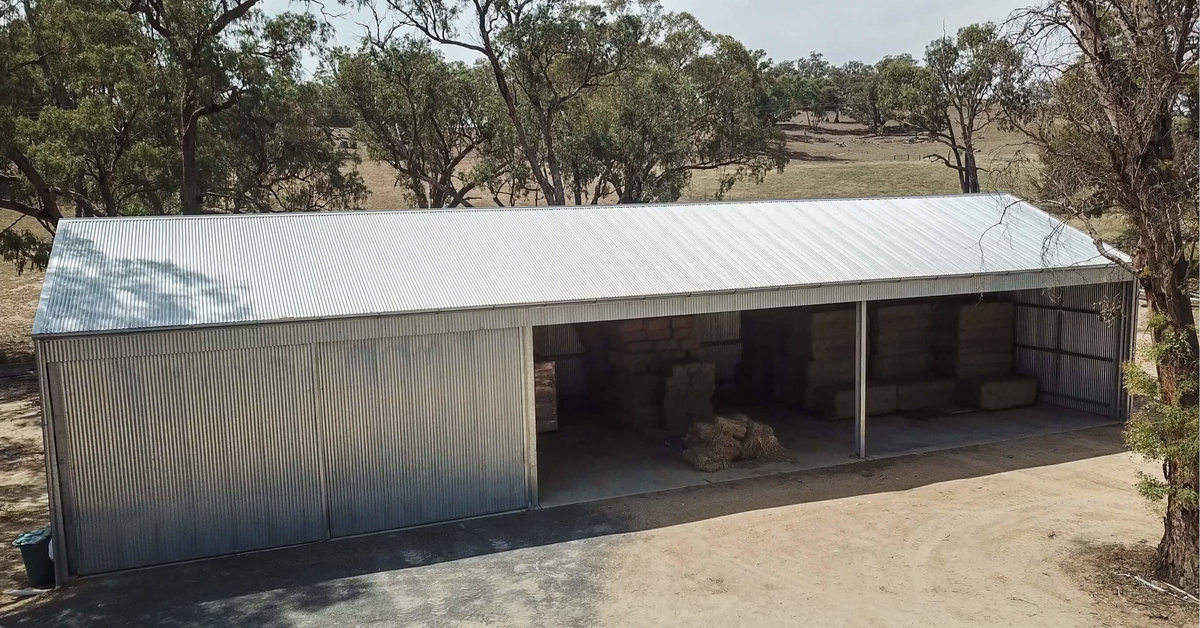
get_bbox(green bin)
[13,528,53,587]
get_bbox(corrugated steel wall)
[696,312,742,381]
[1008,281,1132,417]
[47,327,528,575]
[316,329,528,537]
[51,345,327,575]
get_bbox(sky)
[264,0,1034,70]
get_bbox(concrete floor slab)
[537,403,1116,507]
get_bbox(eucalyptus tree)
[119,0,356,214]
[0,0,175,269]
[562,12,786,204]
[381,0,649,206]
[879,23,1025,193]
[1004,0,1198,590]
[334,37,498,208]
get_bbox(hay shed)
[31,194,1137,582]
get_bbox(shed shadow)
[2,424,1126,627]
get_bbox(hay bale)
[872,302,934,324]
[713,414,748,439]
[680,414,791,472]
[682,446,731,472]
[810,308,856,332]
[809,334,857,361]
[808,383,898,418]
[870,353,933,380]
[685,421,722,445]
[740,420,792,462]
[682,426,741,470]
[534,361,558,433]
[942,351,1013,378]
[957,302,1014,330]
[958,376,1038,410]
[871,334,932,356]
[802,358,856,387]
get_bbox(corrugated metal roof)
[32,194,1123,337]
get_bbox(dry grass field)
[358,119,1035,210]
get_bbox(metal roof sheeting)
[32,194,1122,337]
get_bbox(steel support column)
[521,326,539,509]
[854,300,868,458]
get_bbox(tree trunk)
[6,147,62,225]
[96,170,116,216]
[1156,460,1199,592]
[1142,265,1200,593]
[180,102,202,215]
[962,149,980,193]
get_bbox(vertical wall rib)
[315,328,527,537]
[55,345,326,574]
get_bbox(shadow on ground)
[2,424,1127,628]
[777,122,875,137]
[784,148,850,162]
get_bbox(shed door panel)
[316,328,527,537]
[54,345,326,575]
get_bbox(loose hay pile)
[681,413,792,472]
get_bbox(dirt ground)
[0,372,46,607]
[590,432,1193,628]
[1,423,1195,627]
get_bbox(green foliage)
[560,14,786,203]
[878,23,1026,192]
[333,37,496,207]
[375,0,784,206]
[0,227,50,273]
[1123,314,1199,509]
[0,0,364,265]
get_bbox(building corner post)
[520,327,539,509]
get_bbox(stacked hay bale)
[662,362,717,435]
[533,361,558,433]
[871,302,955,411]
[934,301,1038,410]
[591,316,716,435]
[682,413,792,472]
[798,307,899,418]
[794,307,858,407]
[934,302,1015,378]
[737,308,797,399]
